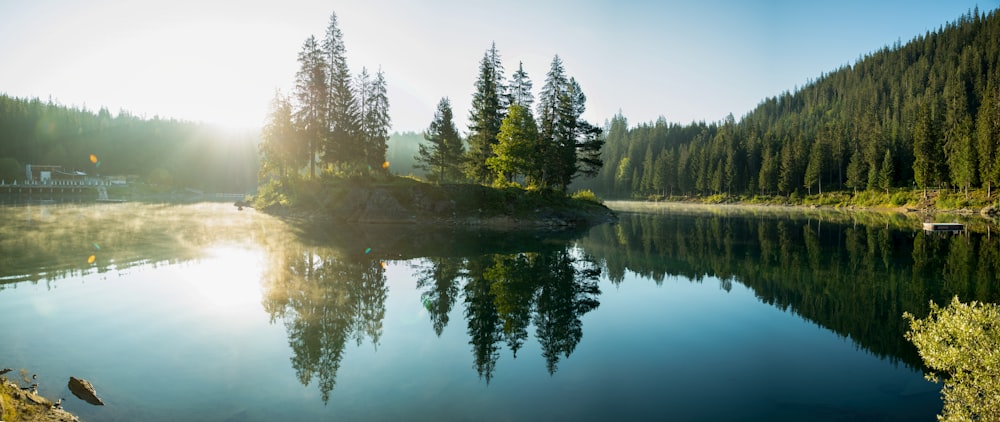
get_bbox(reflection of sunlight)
[179,245,264,312]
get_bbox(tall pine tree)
[356,67,391,171]
[465,43,507,184]
[323,11,361,171]
[260,90,300,181]
[415,97,464,183]
[292,35,328,179]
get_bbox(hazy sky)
[1,0,996,133]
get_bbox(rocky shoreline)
[1,377,78,422]
[1,369,104,422]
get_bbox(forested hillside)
[576,8,1000,201]
[0,95,259,192]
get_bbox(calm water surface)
[4,201,996,421]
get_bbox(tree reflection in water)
[262,223,601,401]
[417,249,602,382]
[261,241,386,403]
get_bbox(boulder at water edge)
[68,376,104,405]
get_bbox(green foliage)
[889,190,917,206]
[904,297,1000,422]
[488,104,539,184]
[935,192,965,210]
[570,189,602,205]
[253,178,290,209]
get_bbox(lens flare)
[364,247,372,254]
[87,255,96,264]
[381,161,390,169]
[89,154,98,164]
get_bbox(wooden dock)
[922,222,965,232]
[1,180,108,195]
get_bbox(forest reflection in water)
[591,202,1000,369]
[258,220,602,402]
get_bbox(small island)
[255,24,612,230]
[254,176,616,229]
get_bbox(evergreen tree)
[878,148,894,194]
[804,139,826,194]
[536,58,602,191]
[465,43,507,184]
[509,61,534,109]
[943,73,976,198]
[415,98,464,183]
[260,90,300,181]
[913,97,940,199]
[487,104,540,184]
[846,148,867,194]
[292,35,328,179]
[536,55,568,188]
[977,77,1000,197]
[758,144,778,195]
[322,11,361,170]
[357,67,391,170]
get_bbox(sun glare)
[179,245,264,312]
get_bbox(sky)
[1,0,997,133]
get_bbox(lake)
[3,200,995,421]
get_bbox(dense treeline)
[0,94,258,192]
[577,8,1000,200]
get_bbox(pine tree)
[465,43,507,184]
[846,148,867,194]
[509,62,534,109]
[758,144,778,195]
[259,90,300,181]
[415,98,464,183]
[977,77,1000,197]
[804,139,826,195]
[487,104,539,184]
[943,73,976,198]
[878,148,894,194]
[292,35,328,179]
[535,57,601,191]
[357,67,391,170]
[536,56,568,188]
[322,11,361,171]
[913,96,941,199]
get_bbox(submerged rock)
[68,376,104,405]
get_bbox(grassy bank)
[641,188,1000,214]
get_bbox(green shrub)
[571,189,603,205]
[253,179,289,209]
[904,297,1000,422]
